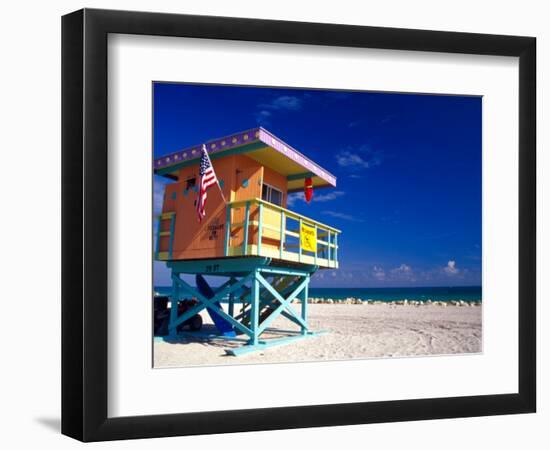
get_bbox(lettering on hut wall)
[207,219,224,241]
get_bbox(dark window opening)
[262,183,283,207]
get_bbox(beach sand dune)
[154,303,482,368]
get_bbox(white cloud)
[336,151,371,168]
[255,95,303,126]
[255,110,272,125]
[444,260,459,275]
[259,95,302,111]
[373,266,386,280]
[390,264,416,282]
[287,190,344,206]
[392,263,412,274]
[286,192,302,207]
[313,191,345,202]
[322,210,364,222]
[336,145,384,171]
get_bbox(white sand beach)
[154,302,482,367]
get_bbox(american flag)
[196,144,219,221]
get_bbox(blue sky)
[153,82,481,288]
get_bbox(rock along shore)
[302,297,481,307]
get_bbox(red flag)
[304,177,313,203]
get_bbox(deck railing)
[224,198,340,268]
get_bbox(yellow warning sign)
[300,223,317,253]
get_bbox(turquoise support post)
[228,277,236,317]
[228,292,234,317]
[301,274,309,335]
[224,204,231,256]
[257,203,264,256]
[169,273,180,337]
[250,270,260,345]
[243,201,250,256]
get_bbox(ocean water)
[154,285,482,303]
[308,286,481,302]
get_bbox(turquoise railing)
[223,198,340,268]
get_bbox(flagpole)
[203,144,227,205]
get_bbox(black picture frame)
[62,8,536,442]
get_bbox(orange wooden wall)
[158,153,289,261]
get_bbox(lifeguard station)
[154,127,341,355]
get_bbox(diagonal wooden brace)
[172,274,254,336]
[256,273,309,334]
[168,275,239,331]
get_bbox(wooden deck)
[157,198,341,269]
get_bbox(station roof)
[153,127,337,192]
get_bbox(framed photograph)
[62,8,536,441]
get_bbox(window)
[262,183,283,206]
[185,177,196,190]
